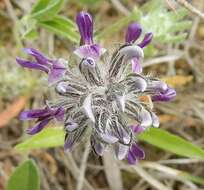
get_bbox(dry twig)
[176,0,204,20]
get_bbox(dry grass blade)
[122,165,171,190]
[76,141,90,190]
[0,96,26,128]
[64,152,95,190]
[141,162,204,187]
[143,54,183,67]
[176,0,204,20]
[103,151,123,190]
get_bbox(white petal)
[100,133,118,143]
[119,45,144,62]
[152,112,160,128]
[116,94,126,112]
[83,94,95,123]
[140,109,152,127]
[135,77,147,92]
[115,143,129,160]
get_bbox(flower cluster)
[16,11,176,164]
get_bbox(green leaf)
[31,0,50,14]
[141,0,163,13]
[138,128,204,159]
[79,0,101,5]
[166,33,188,43]
[15,127,65,151]
[22,29,38,40]
[143,44,158,57]
[30,0,64,21]
[38,15,79,43]
[168,21,192,33]
[182,172,204,186]
[138,0,191,43]
[6,160,40,190]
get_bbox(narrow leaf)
[138,128,204,159]
[30,0,64,21]
[31,0,50,14]
[15,127,65,151]
[169,21,192,33]
[38,16,79,43]
[6,160,40,190]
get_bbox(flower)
[127,143,145,164]
[74,11,105,66]
[16,48,67,84]
[17,11,176,164]
[151,86,176,102]
[125,22,153,74]
[20,106,64,135]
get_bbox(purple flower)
[16,48,66,84]
[76,11,93,45]
[16,11,176,165]
[125,23,142,44]
[74,11,105,66]
[138,33,153,48]
[127,143,145,164]
[20,106,64,135]
[125,23,153,74]
[130,124,145,134]
[152,86,176,102]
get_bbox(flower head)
[17,12,176,164]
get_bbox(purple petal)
[115,143,129,160]
[130,124,144,134]
[74,44,104,62]
[152,87,176,102]
[127,150,137,164]
[131,58,142,74]
[48,60,66,84]
[20,109,50,120]
[125,23,142,43]
[23,48,50,65]
[64,134,75,151]
[131,143,145,159]
[138,32,153,48]
[117,126,131,144]
[54,107,65,121]
[91,136,106,156]
[16,57,49,73]
[76,11,93,44]
[27,118,51,135]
